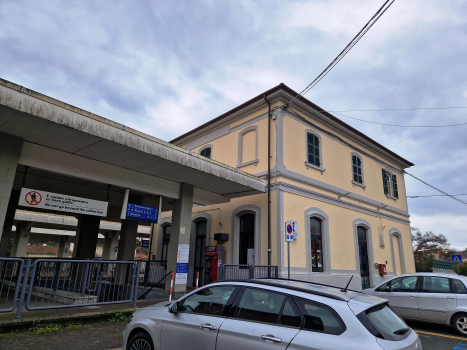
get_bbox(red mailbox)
[204,245,226,284]
[378,264,387,276]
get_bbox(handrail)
[138,271,173,300]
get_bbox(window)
[452,279,467,294]
[351,154,364,185]
[389,276,417,292]
[180,286,236,316]
[235,288,285,324]
[307,132,321,167]
[421,276,451,293]
[161,225,171,265]
[376,282,389,292]
[357,304,410,341]
[310,217,323,272]
[199,146,212,159]
[382,169,399,199]
[294,298,346,335]
[278,298,302,327]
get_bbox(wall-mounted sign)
[175,244,190,285]
[141,240,150,249]
[18,188,108,217]
[124,203,159,223]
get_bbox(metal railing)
[219,264,278,280]
[138,260,167,287]
[0,258,24,313]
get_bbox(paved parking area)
[406,320,467,350]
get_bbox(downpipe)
[263,94,272,267]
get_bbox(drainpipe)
[264,94,272,267]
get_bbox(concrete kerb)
[0,299,166,332]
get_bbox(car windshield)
[357,304,410,341]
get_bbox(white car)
[363,273,467,335]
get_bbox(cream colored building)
[152,83,415,291]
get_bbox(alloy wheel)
[130,338,152,350]
[456,317,467,335]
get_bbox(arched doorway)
[193,219,207,286]
[239,213,255,265]
[357,226,371,289]
[160,224,171,266]
[310,217,324,272]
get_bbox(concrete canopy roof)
[0,78,266,204]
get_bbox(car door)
[382,276,420,319]
[216,287,301,350]
[418,276,456,322]
[161,285,237,350]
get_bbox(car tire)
[453,313,467,336]
[127,331,154,350]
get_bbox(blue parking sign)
[452,254,463,264]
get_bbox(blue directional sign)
[452,254,463,264]
[125,203,159,223]
[141,240,150,249]
[176,263,189,274]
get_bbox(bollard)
[168,272,174,301]
[196,272,199,289]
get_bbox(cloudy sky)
[1,1,466,248]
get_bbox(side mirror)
[169,302,179,314]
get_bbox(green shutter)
[392,174,399,198]
[382,169,388,195]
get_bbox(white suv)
[364,273,467,335]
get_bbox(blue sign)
[142,240,150,249]
[125,203,159,223]
[176,263,189,274]
[452,255,463,264]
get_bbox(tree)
[411,227,450,260]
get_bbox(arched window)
[160,225,171,265]
[382,169,399,199]
[307,132,321,167]
[239,213,255,265]
[199,146,212,159]
[310,217,323,272]
[351,153,364,185]
[237,126,259,168]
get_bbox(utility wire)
[327,107,467,112]
[408,194,467,198]
[286,0,396,108]
[332,111,467,128]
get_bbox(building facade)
[152,84,415,290]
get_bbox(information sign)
[452,255,463,264]
[141,240,150,249]
[125,203,159,223]
[18,188,108,216]
[175,244,190,285]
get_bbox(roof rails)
[219,278,351,302]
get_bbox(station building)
[158,83,415,290]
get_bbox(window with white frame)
[351,154,364,185]
[382,169,399,199]
[199,146,212,159]
[307,132,321,167]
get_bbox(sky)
[1,0,466,248]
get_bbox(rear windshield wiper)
[393,328,409,335]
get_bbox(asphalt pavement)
[406,320,467,350]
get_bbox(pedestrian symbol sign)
[452,254,463,264]
[25,191,42,206]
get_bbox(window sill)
[352,181,366,190]
[305,162,325,175]
[386,195,398,201]
[237,159,259,168]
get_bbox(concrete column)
[102,232,119,260]
[117,220,138,261]
[150,224,159,260]
[0,133,23,257]
[165,183,194,292]
[10,222,33,257]
[58,236,72,258]
[72,214,101,259]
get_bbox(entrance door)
[239,214,255,265]
[357,226,371,290]
[193,220,207,286]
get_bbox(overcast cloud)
[1,0,466,247]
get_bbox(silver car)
[364,273,467,336]
[123,279,421,350]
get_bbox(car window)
[294,298,345,335]
[180,286,236,316]
[390,276,417,292]
[278,298,302,328]
[452,279,467,294]
[376,282,389,292]
[357,304,410,341]
[234,288,285,324]
[422,277,451,293]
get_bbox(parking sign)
[285,222,294,242]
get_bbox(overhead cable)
[327,106,467,112]
[286,0,396,108]
[408,194,467,198]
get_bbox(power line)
[286,0,396,108]
[332,111,467,128]
[327,107,467,112]
[408,194,467,198]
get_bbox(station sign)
[124,203,159,223]
[141,240,150,249]
[18,188,108,217]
